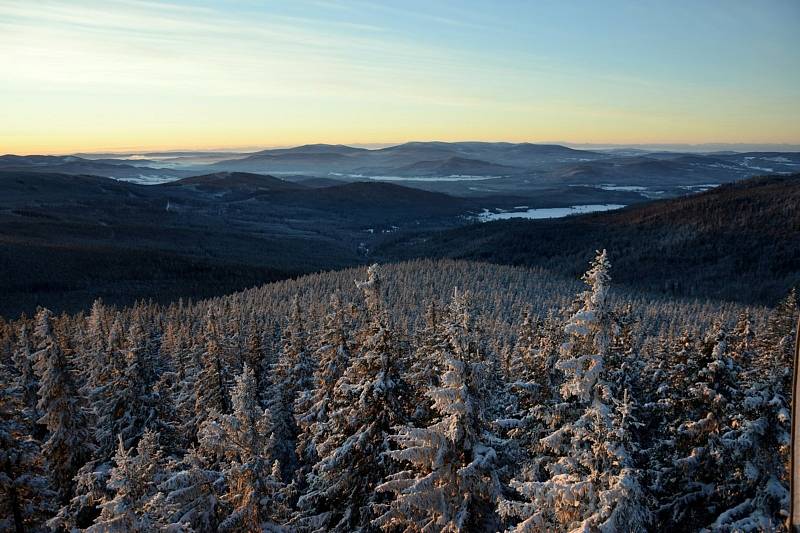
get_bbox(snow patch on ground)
[597,184,648,192]
[678,184,719,192]
[116,174,180,185]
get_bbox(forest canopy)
[0,254,797,531]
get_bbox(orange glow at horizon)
[1,0,798,155]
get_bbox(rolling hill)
[0,171,529,317]
[166,171,306,191]
[377,174,800,305]
[1,169,797,316]
[6,143,800,200]
[0,154,189,183]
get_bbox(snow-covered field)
[478,203,626,221]
[367,175,505,182]
[116,174,182,185]
[597,184,647,192]
[678,184,719,192]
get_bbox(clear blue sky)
[1,0,798,153]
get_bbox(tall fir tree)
[0,366,56,532]
[500,250,652,531]
[296,264,409,532]
[200,364,288,531]
[375,290,501,531]
[153,447,223,532]
[33,308,94,503]
[194,310,231,433]
[296,294,352,470]
[87,430,164,532]
[268,296,313,481]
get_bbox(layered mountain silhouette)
[5,142,799,197]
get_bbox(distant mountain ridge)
[0,153,189,183]
[204,141,606,176]
[376,156,521,177]
[4,142,800,198]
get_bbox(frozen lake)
[478,204,626,221]
[366,175,505,182]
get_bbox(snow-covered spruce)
[86,430,164,532]
[374,289,501,532]
[499,250,652,532]
[268,295,314,482]
[295,264,410,532]
[296,294,352,471]
[33,308,94,503]
[199,364,289,531]
[0,361,56,532]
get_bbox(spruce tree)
[500,250,651,531]
[296,264,409,532]
[33,308,93,502]
[11,324,39,429]
[296,294,351,470]
[200,365,287,531]
[374,290,500,531]
[153,447,223,532]
[268,296,313,480]
[87,430,164,532]
[194,311,231,432]
[0,369,56,532]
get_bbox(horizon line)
[8,139,800,157]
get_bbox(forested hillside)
[379,175,800,306]
[1,256,796,531]
[0,169,636,318]
[3,171,796,318]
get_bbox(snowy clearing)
[478,204,626,221]
[368,175,506,182]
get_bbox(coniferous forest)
[1,254,796,532]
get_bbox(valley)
[0,162,797,317]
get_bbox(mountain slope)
[202,141,607,177]
[159,171,309,202]
[0,154,188,183]
[385,156,520,176]
[268,181,473,218]
[168,171,302,187]
[0,172,514,316]
[3,169,796,316]
[377,174,800,305]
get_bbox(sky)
[1,0,799,154]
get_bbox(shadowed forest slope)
[378,175,800,305]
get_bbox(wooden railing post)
[790,316,800,531]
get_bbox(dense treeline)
[378,175,800,306]
[0,239,298,320]
[0,256,796,531]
